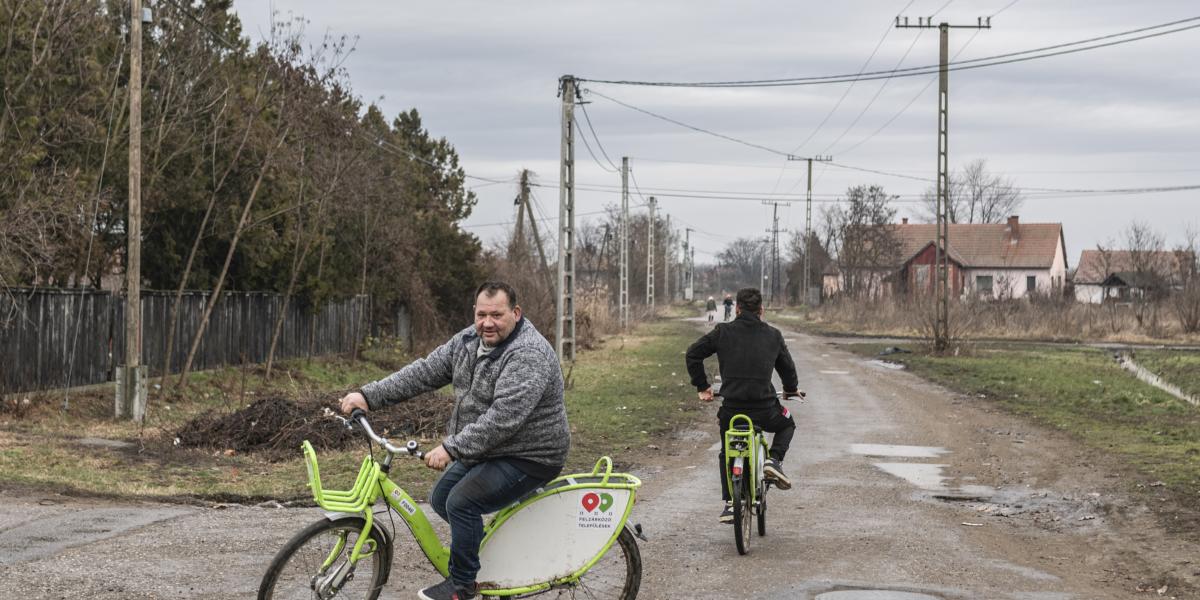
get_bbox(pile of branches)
[175,392,455,460]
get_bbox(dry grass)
[796,296,1200,346]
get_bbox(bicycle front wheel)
[258,515,389,600]
[549,526,642,599]
[732,476,751,555]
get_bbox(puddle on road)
[820,370,850,375]
[851,444,948,458]
[868,360,906,370]
[816,592,942,600]
[873,463,949,489]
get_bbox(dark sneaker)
[763,459,792,490]
[719,501,734,524]
[418,578,477,600]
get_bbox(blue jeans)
[429,459,548,586]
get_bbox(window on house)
[1026,275,1037,295]
[915,265,930,290]
[976,275,993,296]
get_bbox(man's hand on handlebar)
[782,389,807,401]
[424,444,451,470]
[339,391,369,415]
[697,387,715,403]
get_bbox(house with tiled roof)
[1074,249,1195,303]
[825,216,1068,299]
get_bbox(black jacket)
[685,312,798,408]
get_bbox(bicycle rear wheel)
[258,515,389,600]
[732,475,751,555]
[548,526,642,599]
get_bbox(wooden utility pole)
[119,0,146,420]
[555,76,577,362]
[787,154,832,306]
[896,15,991,352]
[646,197,656,308]
[619,157,629,329]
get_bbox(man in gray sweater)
[339,281,568,600]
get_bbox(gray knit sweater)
[360,318,569,468]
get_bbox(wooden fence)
[0,289,377,394]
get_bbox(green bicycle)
[258,410,644,599]
[722,392,804,556]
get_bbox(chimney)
[901,218,908,225]
[1007,215,1019,243]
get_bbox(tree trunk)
[177,127,288,387]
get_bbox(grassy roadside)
[842,342,1200,525]
[0,319,704,502]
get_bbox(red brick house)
[825,216,1068,299]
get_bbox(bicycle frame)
[722,414,768,508]
[302,441,640,597]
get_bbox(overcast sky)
[231,0,1199,266]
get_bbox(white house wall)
[1075,284,1104,304]
[964,268,1056,298]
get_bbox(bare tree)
[832,185,901,298]
[1170,228,1200,333]
[1125,221,1167,333]
[920,159,1024,224]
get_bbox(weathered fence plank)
[0,289,379,394]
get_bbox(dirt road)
[2,325,1197,599]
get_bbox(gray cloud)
[232,0,1200,263]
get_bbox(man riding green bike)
[685,288,800,523]
[338,281,567,600]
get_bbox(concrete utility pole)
[787,154,832,306]
[896,15,991,352]
[763,201,788,307]
[619,157,629,329]
[646,196,656,308]
[683,228,695,301]
[555,76,577,362]
[518,170,553,292]
[760,238,769,293]
[665,215,672,304]
[118,0,147,421]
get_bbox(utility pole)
[760,238,769,293]
[690,246,695,301]
[646,197,656,308]
[787,154,832,306]
[516,169,553,292]
[683,228,695,301]
[555,76,577,362]
[619,157,629,329]
[118,0,147,421]
[665,215,672,304]
[897,15,991,352]
[762,201,789,307]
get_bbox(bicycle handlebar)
[344,408,423,458]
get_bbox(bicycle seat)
[731,422,763,433]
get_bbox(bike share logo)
[576,492,616,529]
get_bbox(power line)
[362,132,511,184]
[829,26,984,158]
[577,16,1200,88]
[577,102,621,172]
[585,89,791,157]
[159,0,239,50]
[785,0,919,156]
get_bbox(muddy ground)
[1,323,1197,599]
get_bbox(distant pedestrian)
[705,296,717,322]
[722,294,734,322]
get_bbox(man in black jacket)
[685,287,800,523]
